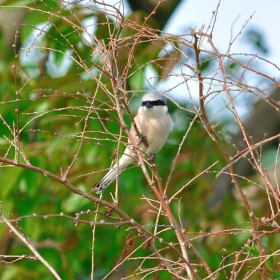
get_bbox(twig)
[0,213,62,280]
[193,31,268,280]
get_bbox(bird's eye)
[155,100,166,105]
[141,100,166,106]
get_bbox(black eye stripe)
[141,100,166,106]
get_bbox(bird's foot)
[148,153,156,162]
[138,135,146,144]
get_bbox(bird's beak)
[145,102,153,108]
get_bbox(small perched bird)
[92,92,174,194]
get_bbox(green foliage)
[243,29,269,54]
[0,1,279,280]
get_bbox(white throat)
[140,105,168,118]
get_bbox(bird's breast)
[134,107,173,154]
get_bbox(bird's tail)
[92,163,127,194]
[92,147,137,194]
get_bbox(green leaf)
[272,270,280,278]
[1,167,22,198]
[128,70,144,91]
[265,256,273,272]
[1,0,32,6]
[246,243,259,257]
[20,10,48,43]
[200,54,213,72]
[244,29,269,54]
[95,13,114,45]
[63,186,89,213]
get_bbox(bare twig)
[0,213,62,280]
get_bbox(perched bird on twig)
[92,92,174,194]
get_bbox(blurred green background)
[0,0,280,279]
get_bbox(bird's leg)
[137,135,149,149]
[137,135,146,145]
[148,153,156,162]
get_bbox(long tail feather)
[92,163,127,194]
[92,148,136,194]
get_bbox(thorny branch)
[1,1,280,279]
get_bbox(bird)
[92,92,174,194]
